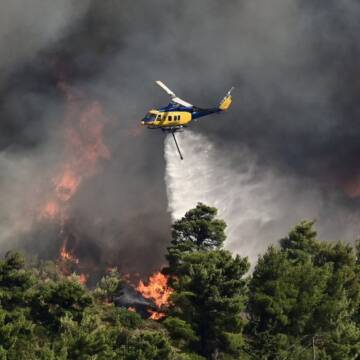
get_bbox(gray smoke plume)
[163,0,360,260]
[0,0,90,83]
[0,0,360,275]
[165,131,360,263]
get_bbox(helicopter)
[141,81,234,160]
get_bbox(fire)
[54,168,81,202]
[36,81,111,279]
[52,100,110,206]
[136,272,172,308]
[59,240,88,285]
[77,273,88,285]
[40,201,60,219]
[55,99,110,267]
[39,88,110,211]
[149,310,166,320]
[60,241,79,264]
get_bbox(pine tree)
[165,203,250,359]
[247,221,360,359]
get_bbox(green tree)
[0,252,184,359]
[30,278,92,333]
[0,252,55,359]
[165,203,250,359]
[247,221,360,359]
[0,252,35,311]
[94,268,123,303]
[167,203,227,271]
[115,330,173,360]
[53,310,115,360]
[108,307,143,329]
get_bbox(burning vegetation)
[112,271,173,320]
[3,203,360,359]
[25,78,172,319]
[136,272,172,308]
[36,81,111,284]
[36,81,173,319]
[136,272,172,319]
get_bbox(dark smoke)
[115,284,156,318]
[162,0,360,260]
[0,0,171,276]
[1,0,360,272]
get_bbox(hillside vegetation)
[1,203,360,359]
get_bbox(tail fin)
[219,87,235,111]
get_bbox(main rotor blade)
[156,81,176,97]
[172,97,193,108]
[156,81,193,107]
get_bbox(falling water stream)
[164,130,360,263]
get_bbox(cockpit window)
[143,113,157,122]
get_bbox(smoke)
[0,0,171,276]
[0,0,360,274]
[165,132,360,263]
[159,0,360,259]
[0,0,90,84]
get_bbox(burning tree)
[136,272,172,320]
[0,251,174,360]
[37,83,111,283]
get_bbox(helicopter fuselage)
[141,103,220,130]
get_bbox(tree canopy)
[165,203,250,358]
[1,206,360,359]
[247,221,360,359]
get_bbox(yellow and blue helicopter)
[141,81,234,159]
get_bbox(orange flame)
[54,168,81,202]
[60,241,79,264]
[52,100,110,206]
[40,201,60,220]
[136,272,172,308]
[40,97,110,217]
[37,83,111,277]
[149,310,166,320]
[77,273,88,285]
